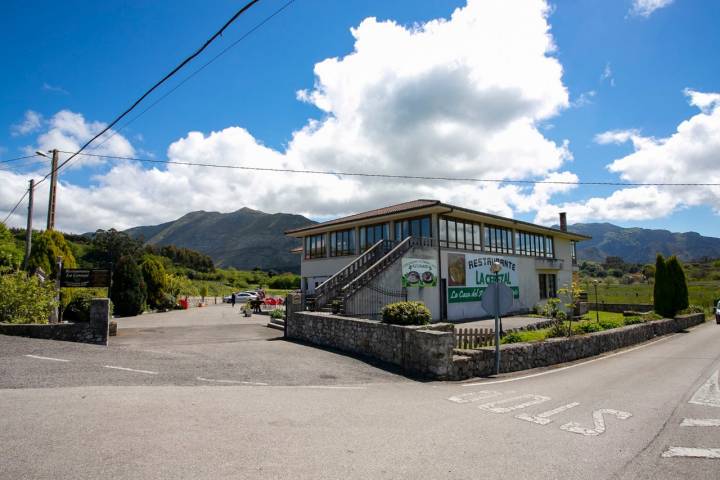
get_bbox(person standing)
[231,292,236,308]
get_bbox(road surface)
[1,310,718,479]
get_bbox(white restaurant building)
[286,199,589,322]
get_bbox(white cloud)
[600,62,615,87]
[571,90,596,108]
[3,0,575,232]
[30,110,135,169]
[11,110,44,137]
[629,0,674,18]
[538,89,720,223]
[42,83,69,95]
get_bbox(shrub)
[0,271,57,324]
[270,309,285,320]
[27,230,77,278]
[141,256,168,310]
[62,289,96,322]
[645,312,662,321]
[654,254,674,318]
[110,256,147,317]
[623,316,645,325]
[574,322,603,334]
[598,318,622,330]
[666,256,689,314]
[381,301,431,325]
[680,304,704,314]
[502,332,523,344]
[546,322,568,338]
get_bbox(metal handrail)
[315,239,396,307]
[341,236,414,297]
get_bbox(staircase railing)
[341,236,436,301]
[315,239,397,308]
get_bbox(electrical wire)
[0,154,38,164]
[1,190,29,225]
[33,0,264,188]
[80,0,297,160]
[57,151,720,187]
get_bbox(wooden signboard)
[60,269,111,288]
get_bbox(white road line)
[104,365,158,375]
[196,377,269,386]
[24,354,69,362]
[291,385,367,390]
[681,418,720,427]
[689,370,720,408]
[516,402,580,425]
[478,394,551,414]
[448,390,504,404]
[462,333,679,386]
[661,447,720,459]
[560,409,632,436]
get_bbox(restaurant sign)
[60,269,111,288]
[447,253,519,303]
[401,258,438,288]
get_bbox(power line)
[0,154,39,164]
[80,0,297,161]
[2,189,29,225]
[34,0,264,187]
[58,151,720,187]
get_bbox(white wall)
[301,255,358,294]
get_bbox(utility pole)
[23,179,34,269]
[46,148,58,230]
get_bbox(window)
[359,223,389,252]
[571,241,577,264]
[538,273,557,299]
[516,231,555,258]
[485,225,513,254]
[329,229,355,257]
[304,234,326,259]
[438,216,482,250]
[394,216,431,241]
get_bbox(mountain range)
[125,208,315,273]
[570,223,720,264]
[124,208,720,271]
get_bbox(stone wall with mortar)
[0,299,110,346]
[452,313,705,379]
[579,302,654,313]
[287,311,455,378]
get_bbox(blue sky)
[2,0,720,236]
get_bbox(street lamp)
[490,261,502,375]
[35,151,50,158]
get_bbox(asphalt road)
[1,309,719,479]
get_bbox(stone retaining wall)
[452,313,705,379]
[0,299,110,345]
[579,302,654,313]
[287,312,455,378]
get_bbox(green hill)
[571,223,720,264]
[125,208,315,273]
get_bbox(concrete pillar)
[89,298,110,345]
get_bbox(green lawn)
[580,281,720,307]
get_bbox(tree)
[110,256,147,317]
[0,223,23,270]
[642,264,656,281]
[666,256,689,314]
[26,230,77,278]
[140,255,168,309]
[86,229,143,267]
[653,254,674,318]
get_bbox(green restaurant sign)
[447,253,519,304]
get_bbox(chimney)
[559,212,567,232]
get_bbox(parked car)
[223,292,258,303]
[716,300,720,324]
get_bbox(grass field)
[579,281,720,307]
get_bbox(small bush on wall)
[381,301,431,326]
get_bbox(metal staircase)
[314,239,397,311]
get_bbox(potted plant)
[331,300,342,315]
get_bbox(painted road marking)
[689,370,720,408]
[24,354,69,362]
[560,409,632,436]
[661,447,720,459]
[448,390,503,404]
[104,365,158,375]
[478,394,551,414]
[197,377,269,386]
[680,418,720,427]
[462,333,679,387]
[516,402,580,425]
